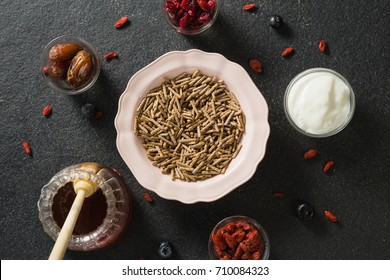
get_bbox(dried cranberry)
[198,12,211,23]
[165,0,216,32]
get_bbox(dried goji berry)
[323,160,335,173]
[43,65,49,75]
[114,16,129,28]
[42,105,52,117]
[319,40,327,52]
[23,141,31,155]
[103,52,118,60]
[243,3,256,11]
[324,210,337,222]
[272,192,286,197]
[249,59,263,73]
[211,220,263,260]
[282,47,294,57]
[304,148,317,159]
[94,111,104,119]
[143,192,154,203]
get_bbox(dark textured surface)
[1,0,389,260]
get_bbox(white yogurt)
[285,69,353,136]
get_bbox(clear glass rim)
[40,34,101,95]
[284,67,356,138]
[161,0,221,35]
[208,215,270,260]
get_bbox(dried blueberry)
[296,203,315,220]
[158,241,174,259]
[81,103,96,119]
[269,15,283,28]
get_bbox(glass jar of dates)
[208,215,270,260]
[40,35,100,95]
[162,0,221,35]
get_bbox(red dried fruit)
[211,231,227,251]
[43,65,49,75]
[114,16,129,28]
[103,52,118,60]
[243,3,256,11]
[42,105,52,117]
[304,148,317,159]
[319,40,327,52]
[143,192,154,203]
[324,210,337,222]
[23,141,31,155]
[272,192,286,197]
[197,0,215,12]
[282,47,294,57]
[166,0,216,31]
[211,220,263,260]
[94,111,104,119]
[323,160,335,173]
[249,59,263,73]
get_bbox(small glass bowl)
[40,35,100,95]
[161,0,221,35]
[208,215,270,260]
[284,68,355,138]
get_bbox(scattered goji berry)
[319,39,327,52]
[42,105,52,117]
[243,3,256,11]
[323,160,335,173]
[282,47,294,57]
[114,16,129,28]
[103,52,119,60]
[324,210,337,222]
[43,65,49,75]
[272,192,286,197]
[143,192,153,203]
[249,59,263,73]
[94,111,104,119]
[23,141,31,155]
[304,148,317,159]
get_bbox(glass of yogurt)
[284,68,355,137]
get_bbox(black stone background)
[0,0,389,260]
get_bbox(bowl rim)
[115,49,270,203]
[40,34,101,95]
[283,67,356,138]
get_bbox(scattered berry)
[249,59,263,73]
[269,15,283,28]
[143,192,154,203]
[324,210,338,222]
[243,4,256,11]
[323,160,335,173]
[158,241,174,259]
[42,105,52,117]
[272,192,286,197]
[296,203,315,220]
[319,40,327,52]
[282,47,294,58]
[23,141,32,155]
[81,103,96,119]
[304,148,317,159]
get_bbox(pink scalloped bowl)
[115,49,269,203]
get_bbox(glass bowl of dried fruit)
[161,0,220,35]
[115,49,269,204]
[208,215,270,260]
[40,35,101,95]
